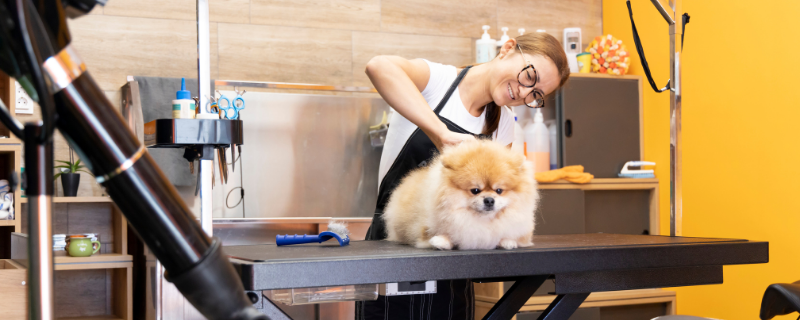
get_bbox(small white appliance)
[563,28,582,73]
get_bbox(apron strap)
[433,66,472,114]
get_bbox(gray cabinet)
[557,75,642,178]
[537,189,653,236]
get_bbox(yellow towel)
[535,165,594,184]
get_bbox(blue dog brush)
[618,161,656,178]
[276,221,350,246]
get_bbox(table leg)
[536,293,590,320]
[254,293,293,320]
[481,275,548,320]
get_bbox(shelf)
[21,196,113,204]
[538,178,658,190]
[569,72,642,80]
[58,316,123,320]
[54,253,133,271]
[0,219,15,226]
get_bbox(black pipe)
[53,72,265,319]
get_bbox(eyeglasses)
[517,44,545,108]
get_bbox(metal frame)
[197,0,214,237]
[640,0,684,237]
[640,0,685,237]
[668,0,684,237]
[24,123,55,320]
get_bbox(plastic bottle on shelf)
[476,25,496,63]
[497,27,510,50]
[172,78,195,119]
[548,121,558,170]
[524,109,549,173]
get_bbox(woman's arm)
[365,56,473,150]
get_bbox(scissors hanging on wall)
[214,88,246,120]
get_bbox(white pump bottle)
[524,109,550,173]
[476,25,496,63]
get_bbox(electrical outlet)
[14,81,33,114]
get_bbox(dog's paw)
[498,239,518,250]
[429,235,453,250]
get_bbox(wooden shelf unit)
[20,196,113,204]
[538,178,658,190]
[0,73,22,240]
[14,201,133,320]
[55,253,133,271]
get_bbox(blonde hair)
[482,32,570,135]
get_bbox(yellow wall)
[604,0,800,318]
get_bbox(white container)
[496,27,510,50]
[172,78,196,119]
[548,121,558,170]
[524,109,550,173]
[476,25,496,63]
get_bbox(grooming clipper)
[277,220,350,246]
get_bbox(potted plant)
[55,147,91,197]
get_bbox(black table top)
[227,234,768,291]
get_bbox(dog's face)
[440,140,529,218]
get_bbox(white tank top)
[377,59,516,188]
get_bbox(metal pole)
[196,0,213,236]
[669,0,683,237]
[25,123,55,320]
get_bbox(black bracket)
[537,293,590,320]
[248,291,293,320]
[482,275,548,320]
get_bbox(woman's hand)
[432,130,476,151]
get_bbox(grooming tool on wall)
[211,92,229,117]
[217,145,228,185]
[216,89,246,120]
[228,88,246,171]
[276,220,351,246]
[618,161,656,178]
[563,28,582,73]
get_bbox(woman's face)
[490,40,560,108]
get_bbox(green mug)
[66,236,101,257]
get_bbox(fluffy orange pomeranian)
[382,139,538,250]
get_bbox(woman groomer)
[358,33,570,320]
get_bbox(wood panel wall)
[17,0,601,197]
[71,0,602,92]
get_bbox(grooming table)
[228,234,768,320]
